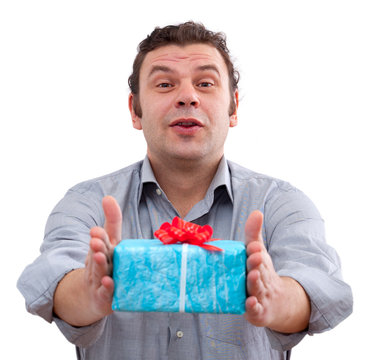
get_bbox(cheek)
[141,94,172,119]
[206,99,232,125]
[207,91,231,113]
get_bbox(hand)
[85,195,122,318]
[244,210,284,328]
[53,195,122,326]
[244,210,310,333]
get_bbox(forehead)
[140,43,228,76]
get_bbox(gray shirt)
[17,157,353,360]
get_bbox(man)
[18,22,352,359]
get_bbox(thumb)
[103,196,122,246]
[244,210,264,245]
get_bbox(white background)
[1,1,376,358]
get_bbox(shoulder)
[50,160,144,218]
[227,160,295,193]
[69,160,144,196]
[227,160,321,219]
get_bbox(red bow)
[154,217,223,251]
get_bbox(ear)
[229,90,239,127]
[128,93,142,130]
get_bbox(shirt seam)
[69,163,143,196]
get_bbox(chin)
[168,150,205,161]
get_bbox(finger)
[247,269,265,297]
[84,250,101,288]
[247,269,258,295]
[90,226,111,251]
[90,228,113,273]
[244,210,264,246]
[103,196,122,246]
[90,235,108,254]
[245,296,265,326]
[245,296,262,314]
[246,240,263,257]
[97,276,115,304]
[246,251,263,271]
[88,237,111,283]
[257,250,276,286]
[92,252,110,282]
[101,276,114,294]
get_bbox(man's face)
[129,43,238,165]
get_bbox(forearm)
[53,268,112,327]
[267,276,310,334]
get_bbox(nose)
[175,82,200,109]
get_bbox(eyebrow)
[147,64,221,78]
[196,64,220,76]
[148,65,174,78]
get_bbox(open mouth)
[170,118,203,128]
[169,118,204,135]
[173,122,199,128]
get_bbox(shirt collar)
[140,155,158,184]
[138,155,233,203]
[207,156,233,203]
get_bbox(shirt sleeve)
[262,183,353,351]
[17,185,107,347]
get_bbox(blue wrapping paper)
[112,240,246,314]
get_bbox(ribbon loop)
[154,217,222,251]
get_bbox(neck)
[148,153,222,218]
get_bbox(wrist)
[53,268,111,327]
[267,277,310,333]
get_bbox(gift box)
[112,239,246,314]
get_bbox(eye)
[198,82,213,88]
[157,83,173,88]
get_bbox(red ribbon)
[154,217,223,251]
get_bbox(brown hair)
[129,21,239,117]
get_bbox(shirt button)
[156,188,162,196]
[176,330,184,338]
